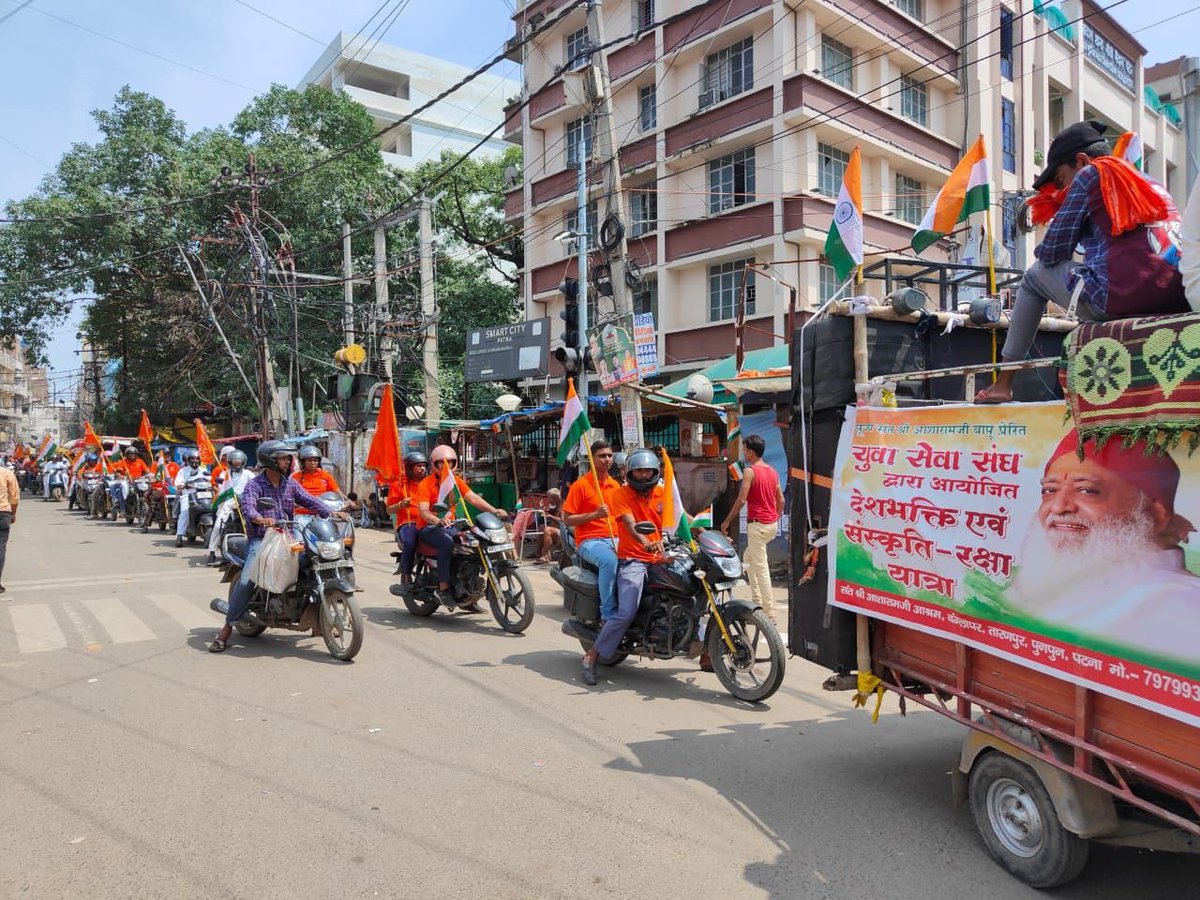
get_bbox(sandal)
[208,638,228,653]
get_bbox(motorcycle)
[20,467,40,494]
[141,483,171,533]
[209,498,363,661]
[553,525,786,703]
[172,476,215,544]
[44,468,66,502]
[126,476,150,525]
[295,491,354,556]
[70,472,101,513]
[90,474,116,520]
[390,506,534,633]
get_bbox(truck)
[788,273,1200,888]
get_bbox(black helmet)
[227,449,247,469]
[298,445,322,463]
[256,440,294,474]
[625,448,661,494]
[124,446,138,458]
[84,452,99,464]
[404,451,428,471]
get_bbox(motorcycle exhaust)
[548,566,565,587]
[209,598,230,616]
[561,618,599,643]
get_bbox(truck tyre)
[969,752,1089,888]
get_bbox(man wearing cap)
[977,121,1187,404]
[1004,429,1200,664]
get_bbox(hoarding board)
[829,402,1200,726]
[633,312,659,379]
[464,318,550,384]
[587,315,639,391]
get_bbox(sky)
[0,0,1195,390]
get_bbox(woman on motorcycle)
[416,444,508,606]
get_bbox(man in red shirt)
[581,447,664,686]
[720,434,784,622]
[291,445,353,515]
[386,452,428,585]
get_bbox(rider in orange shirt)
[291,445,354,514]
[385,452,428,586]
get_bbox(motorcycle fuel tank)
[645,556,694,595]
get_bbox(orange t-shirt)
[121,459,150,479]
[611,483,665,563]
[210,462,226,489]
[418,472,472,516]
[562,474,621,543]
[385,478,423,528]
[292,468,340,513]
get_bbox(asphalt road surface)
[1,498,1197,898]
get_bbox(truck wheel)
[969,752,1089,888]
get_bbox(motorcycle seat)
[225,534,249,565]
[191,501,213,515]
[415,543,440,557]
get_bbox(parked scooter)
[554,525,786,702]
[390,505,534,633]
[210,497,363,660]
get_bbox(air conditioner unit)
[699,89,715,108]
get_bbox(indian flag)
[154,452,168,481]
[692,506,714,529]
[660,448,693,545]
[557,378,590,466]
[912,135,991,255]
[72,451,89,474]
[436,463,468,519]
[823,145,863,281]
[1114,131,1144,171]
[37,437,58,462]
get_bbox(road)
[0,498,1196,899]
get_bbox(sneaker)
[175,536,183,548]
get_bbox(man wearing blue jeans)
[208,440,346,652]
[561,440,621,620]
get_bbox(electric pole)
[586,0,644,447]
[575,139,590,401]
[419,196,440,425]
[342,221,355,345]
[374,224,393,381]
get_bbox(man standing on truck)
[976,121,1186,404]
[1003,429,1200,664]
[720,434,785,623]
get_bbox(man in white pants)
[173,450,207,548]
[42,454,67,498]
[719,434,785,623]
[205,449,252,565]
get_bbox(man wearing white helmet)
[205,449,253,566]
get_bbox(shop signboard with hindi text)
[828,402,1200,727]
[633,312,659,379]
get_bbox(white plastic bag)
[250,528,299,594]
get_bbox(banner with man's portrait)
[828,402,1200,726]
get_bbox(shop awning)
[658,345,792,405]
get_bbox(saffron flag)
[557,379,590,467]
[912,135,991,255]
[1114,131,1144,171]
[82,421,103,450]
[823,145,864,281]
[660,448,693,545]
[194,419,218,466]
[139,409,155,452]
[364,383,402,485]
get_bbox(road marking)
[80,597,156,644]
[148,592,215,632]
[9,605,67,653]
[2,569,213,593]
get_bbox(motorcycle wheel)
[402,594,438,617]
[125,507,135,525]
[705,607,786,703]
[51,487,63,502]
[225,581,266,636]
[320,590,363,661]
[487,568,535,634]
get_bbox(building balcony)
[503,98,523,142]
[664,315,777,368]
[812,0,959,77]
[664,202,774,263]
[782,193,924,252]
[664,86,773,158]
[664,0,773,55]
[505,187,524,222]
[609,33,657,82]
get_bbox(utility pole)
[575,138,590,401]
[419,196,440,425]
[586,0,644,447]
[373,224,393,380]
[342,222,355,345]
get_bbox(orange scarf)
[1027,156,1169,235]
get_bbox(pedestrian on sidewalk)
[0,462,19,594]
[719,434,783,622]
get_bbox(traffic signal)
[560,301,580,349]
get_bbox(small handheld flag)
[557,379,591,467]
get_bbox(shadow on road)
[184,627,349,665]
[608,718,1200,898]
[360,604,525,639]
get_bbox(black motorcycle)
[554,525,786,703]
[70,471,100,513]
[125,475,150,525]
[390,508,534,633]
[210,499,363,660]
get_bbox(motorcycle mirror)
[634,521,657,535]
[256,497,277,512]
[433,502,449,516]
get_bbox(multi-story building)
[505,0,1188,387]
[0,340,33,445]
[301,34,520,169]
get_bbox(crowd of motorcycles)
[16,453,785,701]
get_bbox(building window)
[708,259,756,322]
[630,186,658,237]
[708,147,756,213]
[819,263,841,302]
[638,83,657,132]
[821,35,854,90]
[1001,99,1016,173]
[632,278,658,322]
[700,37,753,108]
[633,0,654,32]
[562,199,599,254]
[895,173,924,225]
[1002,196,1018,261]
[564,116,593,168]
[896,0,923,21]
[818,143,850,197]
[565,27,590,72]
[999,8,1014,81]
[900,75,927,126]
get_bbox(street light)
[495,393,522,413]
[404,404,425,423]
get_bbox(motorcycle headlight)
[317,541,343,561]
[485,528,508,544]
[716,555,742,577]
